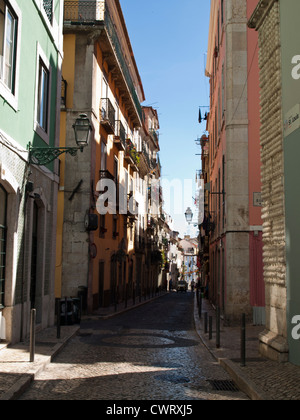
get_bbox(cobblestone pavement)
[195,298,300,400]
[19,293,248,400]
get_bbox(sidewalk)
[194,296,300,400]
[0,292,167,400]
[0,324,80,400]
[88,291,168,320]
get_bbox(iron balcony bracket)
[28,142,84,166]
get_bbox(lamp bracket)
[28,143,83,166]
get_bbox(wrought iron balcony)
[125,139,140,170]
[150,157,157,171]
[43,0,53,23]
[142,143,151,167]
[114,120,126,151]
[64,0,105,22]
[127,193,139,220]
[99,169,115,181]
[149,129,159,148]
[64,0,143,126]
[61,77,67,108]
[98,170,115,195]
[100,98,115,134]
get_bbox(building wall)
[247,0,265,323]
[0,0,63,343]
[249,0,288,361]
[58,1,160,313]
[279,0,300,366]
[206,0,264,324]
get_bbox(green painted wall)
[280,0,300,366]
[0,0,60,159]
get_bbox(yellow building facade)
[55,0,163,312]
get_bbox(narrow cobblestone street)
[19,293,248,400]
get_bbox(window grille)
[43,0,53,23]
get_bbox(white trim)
[33,0,61,52]
[0,0,22,111]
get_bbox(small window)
[100,141,107,171]
[0,0,18,93]
[37,58,49,132]
[42,0,53,24]
[0,185,7,308]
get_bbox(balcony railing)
[149,129,159,148]
[141,142,151,169]
[43,0,53,23]
[125,139,140,169]
[61,77,67,108]
[100,98,115,134]
[114,120,126,151]
[64,0,143,125]
[64,0,105,22]
[127,193,138,220]
[99,169,115,181]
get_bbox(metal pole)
[241,313,246,367]
[204,312,208,334]
[56,298,61,339]
[209,316,213,340]
[65,297,68,326]
[216,306,221,349]
[29,309,36,363]
[199,292,202,319]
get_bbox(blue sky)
[120,0,211,237]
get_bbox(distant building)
[179,236,198,288]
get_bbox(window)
[37,58,49,132]
[101,141,107,171]
[42,0,53,24]
[34,44,52,143]
[0,0,17,93]
[0,185,7,309]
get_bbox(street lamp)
[73,113,92,149]
[185,207,194,224]
[28,114,92,166]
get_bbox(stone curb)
[83,292,168,321]
[218,358,270,401]
[0,326,80,401]
[193,296,270,401]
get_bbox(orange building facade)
[56,0,164,313]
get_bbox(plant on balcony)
[126,139,140,165]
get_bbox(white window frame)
[34,0,54,30]
[33,0,63,54]
[34,43,52,144]
[0,0,21,111]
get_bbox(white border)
[0,0,22,111]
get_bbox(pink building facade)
[205,0,264,324]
